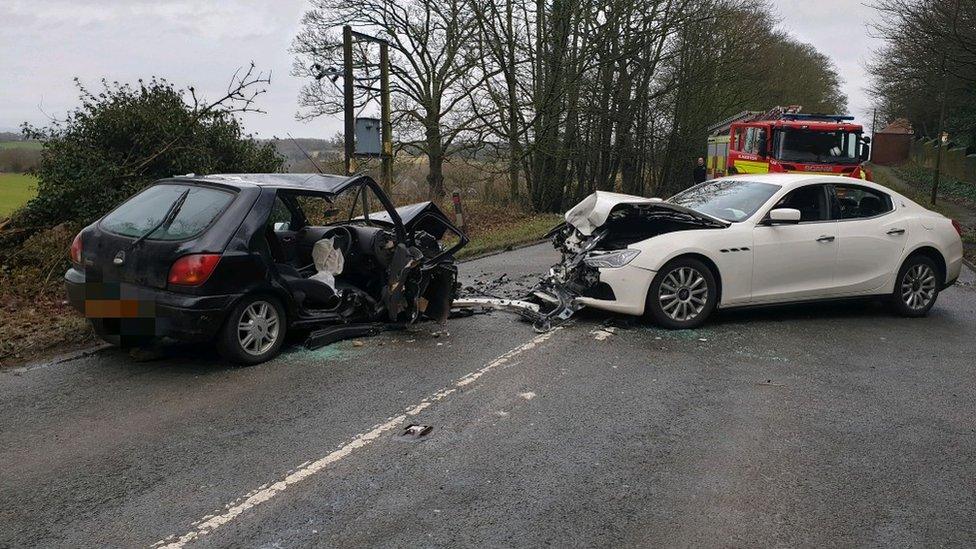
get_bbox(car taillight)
[168,254,221,286]
[69,232,83,264]
[951,219,963,237]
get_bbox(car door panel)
[829,185,906,294]
[751,223,838,302]
[750,184,839,302]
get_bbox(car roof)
[717,173,885,190]
[168,173,370,194]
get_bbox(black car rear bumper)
[65,268,240,342]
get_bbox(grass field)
[456,213,562,259]
[0,173,38,218]
[0,141,43,151]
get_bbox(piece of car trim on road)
[152,328,563,549]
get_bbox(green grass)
[892,162,976,204]
[873,163,976,265]
[0,173,38,218]
[0,141,42,151]
[456,213,563,259]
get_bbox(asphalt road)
[2,244,975,548]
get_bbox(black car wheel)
[890,255,941,317]
[645,257,717,329]
[217,295,287,364]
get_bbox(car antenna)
[287,133,325,174]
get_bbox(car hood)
[564,191,729,235]
[364,201,455,239]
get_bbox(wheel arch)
[661,252,724,304]
[223,286,292,328]
[903,245,947,285]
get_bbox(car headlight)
[583,249,640,268]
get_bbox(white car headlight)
[583,249,640,269]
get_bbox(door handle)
[886,228,906,235]
[816,235,835,242]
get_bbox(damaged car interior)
[261,176,468,344]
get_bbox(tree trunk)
[426,123,446,200]
[506,0,520,202]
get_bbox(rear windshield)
[100,184,234,240]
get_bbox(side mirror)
[273,221,290,231]
[860,143,871,161]
[767,208,801,224]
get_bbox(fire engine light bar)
[782,113,855,122]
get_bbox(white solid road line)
[152,328,562,549]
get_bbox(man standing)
[693,157,707,184]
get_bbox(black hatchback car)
[65,173,467,364]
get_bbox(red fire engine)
[706,105,872,180]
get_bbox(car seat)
[858,195,883,217]
[265,226,339,309]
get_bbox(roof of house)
[877,119,914,135]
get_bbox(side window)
[832,185,893,219]
[268,197,294,230]
[732,128,745,151]
[772,184,829,222]
[742,127,766,155]
[744,127,757,154]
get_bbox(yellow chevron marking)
[732,160,769,174]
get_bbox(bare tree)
[294,0,497,199]
[868,0,975,147]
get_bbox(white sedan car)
[540,174,964,328]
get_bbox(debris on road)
[400,424,433,439]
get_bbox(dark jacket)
[693,164,707,184]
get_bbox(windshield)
[101,184,234,240]
[774,129,861,164]
[669,180,780,222]
[292,183,379,226]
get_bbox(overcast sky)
[0,0,882,138]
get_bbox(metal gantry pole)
[380,42,393,194]
[343,25,355,176]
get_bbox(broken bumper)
[575,264,656,316]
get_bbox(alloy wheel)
[237,300,281,356]
[659,266,708,322]
[901,263,937,310]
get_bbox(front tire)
[890,255,941,317]
[645,257,718,329]
[217,295,287,365]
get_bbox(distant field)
[0,141,43,151]
[0,173,38,218]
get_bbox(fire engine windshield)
[774,129,861,164]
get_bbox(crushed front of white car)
[531,191,728,322]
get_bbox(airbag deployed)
[310,237,344,290]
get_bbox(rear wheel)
[890,255,941,317]
[645,257,718,329]
[217,295,286,365]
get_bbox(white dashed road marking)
[152,328,562,548]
